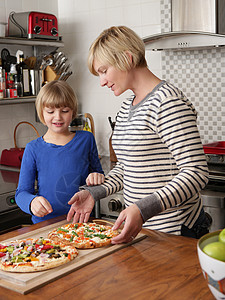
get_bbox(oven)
[201,142,225,232]
[0,167,32,234]
[99,191,125,222]
[95,157,124,221]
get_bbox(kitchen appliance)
[0,167,32,234]
[8,11,58,40]
[94,157,123,221]
[99,191,125,221]
[172,0,224,34]
[69,113,95,137]
[144,0,225,50]
[200,142,225,232]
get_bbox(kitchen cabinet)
[0,36,64,105]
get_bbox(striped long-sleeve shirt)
[86,80,209,235]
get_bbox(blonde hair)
[88,26,147,76]
[35,80,78,124]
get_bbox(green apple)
[203,242,225,262]
[219,228,225,244]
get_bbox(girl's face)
[43,106,73,134]
[93,59,130,97]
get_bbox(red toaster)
[8,11,59,40]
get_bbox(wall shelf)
[0,36,64,47]
[0,36,64,106]
[0,96,36,105]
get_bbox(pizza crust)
[0,257,71,272]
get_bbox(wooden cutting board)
[0,219,146,294]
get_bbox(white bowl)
[197,230,225,300]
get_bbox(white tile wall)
[58,0,162,155]
[0,0,163,157]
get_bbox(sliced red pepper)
[0,252,6,257]
[42,245,54,250]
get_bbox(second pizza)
[48,222,119,248]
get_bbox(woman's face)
[93,59,130,97]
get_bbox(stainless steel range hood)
[144,0,225,51]
[143,31,225,51]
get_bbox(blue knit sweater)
[15,131,103,224]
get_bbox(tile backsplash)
[162,48,225,144]
[160,0,225,144]
[0,103,46,156]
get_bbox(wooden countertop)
[0,216,214,299]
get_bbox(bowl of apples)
[197,228,225,300]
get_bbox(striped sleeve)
[99,160,124,195]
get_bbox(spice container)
[0,89,3,99]
[5,88,17,98]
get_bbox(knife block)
[109,133,117,162]
[43,66,60,84]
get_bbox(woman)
[67,26,210,243]
[16,80,104,224]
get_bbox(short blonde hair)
[35,80,78,124]
[88,26,147,76]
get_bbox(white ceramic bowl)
[197,230,225,300]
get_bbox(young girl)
[16,80,104,224]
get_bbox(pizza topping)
[0,238,77,269]
[55,223,111,240]
[57,228,69,233]
[48,222,119,248]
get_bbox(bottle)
[6,64,17,89]
[17,54,31,96]
[0,58,5,97]
[14,74,23,97]
[0,89,3,99]
[5,64,17,98]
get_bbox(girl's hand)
[30,196,53,217]
[67,190,95,223]
[86,172,104,186]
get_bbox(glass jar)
[14,74,23,97]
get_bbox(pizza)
[0,237,78,273]
[48,222,119,249]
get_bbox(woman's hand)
[111,204,144,244]
[67,190,95,223]
[30,196,53,217]
[86,172,104,186]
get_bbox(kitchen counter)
[0,216,214,299]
